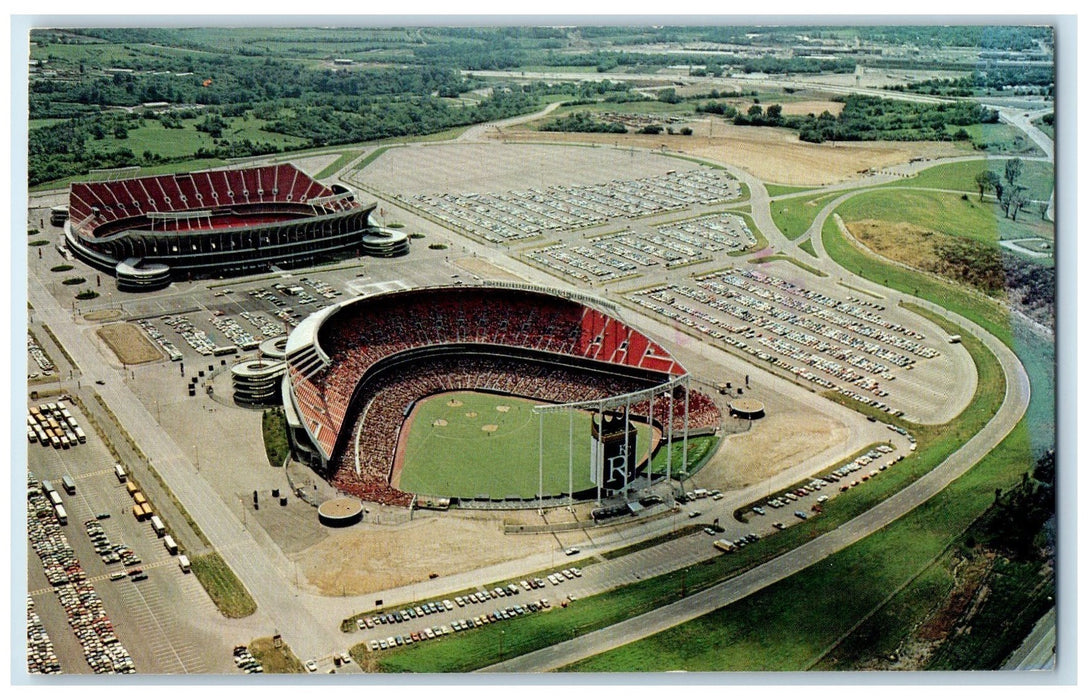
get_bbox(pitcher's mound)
[465,411,478,419]
[496,405,511,413]
[433,419,448,427]
[481,424,499,433]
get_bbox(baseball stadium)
[282,283,722,509]
[62,163,407,290]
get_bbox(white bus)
[54,505,68,525]
[177,555,191,573]
[163,535,178,555]
[149,515,165,537]
[114,464,127,482]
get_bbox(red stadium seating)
[289,289,719,507]
[68,164,349,238]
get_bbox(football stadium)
[63,163,406,290]
[283,283,722,509]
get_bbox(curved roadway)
[26,81,1046,671]
[481,166,1033,673]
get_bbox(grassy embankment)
[878,158,1053,203]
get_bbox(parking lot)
[25,399,238,674]
[628,265,972,423]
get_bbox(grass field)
[770,191,847,240]
[397,391,653,499]
[885,158,1054,202]
[190,552,257,618]
[946,122,1042,156]
[80,115,308,159]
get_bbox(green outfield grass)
[397,391,653,499]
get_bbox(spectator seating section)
[68,164,354,236]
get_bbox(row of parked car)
[27,471,135,674]
[232,645,264,674]
[366,599,553,652]
[85,518,140,567]
[27,597,61,674]
[358,569,583,632]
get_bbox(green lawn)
[315,150,362,179]
[770,191,846,240]
[798,239,817,258]
[753,253,827,277]
[82,116,307,159]
[835,188,1051,244]
[564,422,1034,672]
[648,435,719,477]
[885,158,1053,202]
[262,409,290,468]
[398,391,653,499]
[190,552,257,619]
[946,122,1043,156]
[724,211,768,256]
[764,183,816,197]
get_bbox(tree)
[974,170,1001,201]
[1000,185,1029,220]
[1004,157,1024,189]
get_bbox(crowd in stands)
[295,288,685,456]
[68,164,355,236]
[325,352,720,506]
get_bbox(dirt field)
[299,515,559,595]
[496,124,964,186]
[698,410,849,490]
[96,323,162,365]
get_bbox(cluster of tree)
[269,87,539,148]
[539,111,626,134]
[975,158,1035,221]
[31,60,468,119]
[766,95,999,143]
[695,101,739,118]
[893,76,977,97]
[970,450,1055,561]
[858,25,1050,51]
[1004,253,1055,328]
[733,103,784,127]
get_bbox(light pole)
[499,629,505,663]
